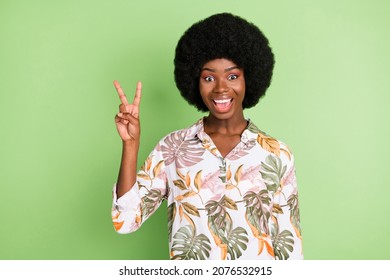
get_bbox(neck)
[203,113,247,136]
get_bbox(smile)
[212,98,233,111]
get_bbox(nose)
[213,78,228,93]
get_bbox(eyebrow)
[201,66,241,72]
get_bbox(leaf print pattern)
[257,132,281,156]
[228,139,257,160]
[174,169,204,204]
[158,130,205,168]
[260,155,287,193]
[241,165,262,181]
[197,169,227,200]
[225,226,249,260]
[243,189,275,256]
[244,189,272,235]
[171,225,211,260]
[206,196,248,260]
[246,121,262,134]
[247,122,280,156]
[111,119,303,260]
[271,221,295,260]
[167,202,176,241]
[281,164,296,187]
[112,212,125,231]
[137,156,165,192]
[223,164,244,196]
[287,193,302,238]
[141,188,165,219]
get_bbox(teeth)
[213,99,231,104]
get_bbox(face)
[199,58,245,120]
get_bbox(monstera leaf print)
[206,196,248,260]
[171,225,211,260]
[141,189,164,219]
[287,193,302,238]
[260,155,287,193]
[272,228,294,260]
[158,130,205,168]
[224,223,249,260]
[243,189,272,235]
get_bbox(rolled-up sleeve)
[111,182,144,233]
[111,143,167,234]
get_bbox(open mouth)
[212,98,233,111]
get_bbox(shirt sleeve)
[111,143,167,234]
[272,149,304,260]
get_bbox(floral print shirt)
[112,119,303,260]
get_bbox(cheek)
[199,83,211,100]
[198,90,209,106]
[233,82,246,98]
[240,80,246,96]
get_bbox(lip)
[211,98,233,113]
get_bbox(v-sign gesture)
[114,80,142,142]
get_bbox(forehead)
[202,58,239,70]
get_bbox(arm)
[273,151,303,260]
[111,81,167,234]
[112,142,168,234]
[114,80,142,198]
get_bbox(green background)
[1,0,389,260]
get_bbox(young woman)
[112,13,303,260]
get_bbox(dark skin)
[199,58,248,158]
[114,80,142,198]
[114,58,247,197]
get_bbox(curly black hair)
[174,13,275,112]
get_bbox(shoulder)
[157,119,202,146]
[246,121,295,166]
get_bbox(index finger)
[132,81,142,107]
[113,80,129,106]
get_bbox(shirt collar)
[185,118,259,145]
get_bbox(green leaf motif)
[243,189,271,235]
[260,155,287,192]
[272,229,294,260]
[206,196,248,260]
[271,216,294,260]
[225,226,249,260]
[171,225,211,260]
[247,121,262,134]
[167,202,176,241]
[287,193,301,235]
[206,198,227,228]
[141,189,164,219]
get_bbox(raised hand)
[114,80,142,142]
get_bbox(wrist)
[122,139,140,149]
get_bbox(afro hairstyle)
[174,13,275,112]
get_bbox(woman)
[112,13,303,260]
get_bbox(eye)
[204,75,215,82]
[228,74,238,80]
